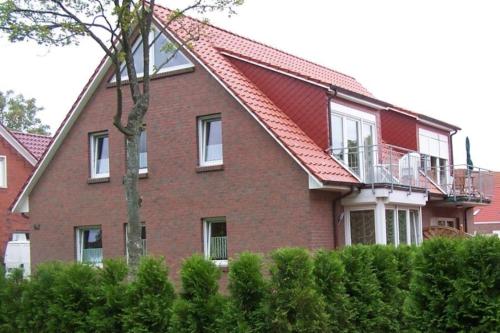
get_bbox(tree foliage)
[0,90,50,134]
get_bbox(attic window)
[112,28,193,82]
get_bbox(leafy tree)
[0,90,50,134]
[0,0,243,277]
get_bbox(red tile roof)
[11,131,51,160]
[153,5,359,183]
[474,172,500,222]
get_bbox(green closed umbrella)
[466,136,473,172]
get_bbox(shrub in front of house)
[0,236,499,332]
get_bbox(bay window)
[347,209,376,245]
[385,208,422,245]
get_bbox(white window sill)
[199,161,223,168]
[139,168,148,174]
[212,259,228,268]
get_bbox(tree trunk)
[125,123,142,279]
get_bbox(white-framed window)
[125,224,147,258]
[76,226,103,266]
[90,132,110,178]
[330,102,377,180]
[198,115,223,166]
[139,130,147,173]
[419,128,449,186]
[386,208,422,245]
[0,156,6,188]
[203,217,228,267]
[346,209,376,245]
[112,28,193,82]
[431,217,457,229]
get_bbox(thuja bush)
[227,252,267,332]
[405,237,462,332]
[122,257,175,333]
[312,250,352,333]
[268,248,329,333]
[0,268,25,333]
[340,245,386,332]
[169,255,226,333]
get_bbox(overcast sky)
[0,0,499,170]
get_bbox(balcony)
[328,144,494,203]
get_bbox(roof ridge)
[153,2,359,82]
[10,130,51,138]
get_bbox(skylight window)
[114,28,193,81]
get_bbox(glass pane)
[350,210,375,245]
[139,131,147,169]
[439,158,447,186]
[154,32,191,70]
[82,228,103,264]
[410,210,419,245]
[398,210,408,245]
[362,123,375,182]
[120,41,144,77]
[0,158,5,187]
[204,119,222,162]
[386,209,395,244]
[95,135,109,175]
[346,119,360,175]
[331,115,344,160]
[210,222,227,260]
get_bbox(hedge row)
[1,236,499,332]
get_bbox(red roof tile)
[11,131,51,160]
[153,5,359,183]
[474,172,500,222]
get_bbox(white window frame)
[203,217,228,267]
[385,206,423,246]
[431,217,457,228]
[345,205,423,246]
[90,132,110,179]
[198,115,223,167]
[330,102,377,181]
[112,29,194,82]
[76,226,103,267]
[139,129,148,174]
[0,155,6,188]
[345,206,376,245]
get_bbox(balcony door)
[330,102,377,181]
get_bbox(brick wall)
[0,139,33,258]
[28,53,340,280]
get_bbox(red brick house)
[0,124,50,271]
[11,4,494,274]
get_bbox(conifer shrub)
[0,268,25,333]
[169,255,226,333]
[340,245,385,332]
[268,248,329,333]
[122,256,175,333]
[227,252,267,332]
[312,250,352,333]
[447,236,500,331]
[88,259,128,333]
[405,237,461,332]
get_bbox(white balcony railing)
[328,144,494,202]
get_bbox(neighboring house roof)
[474,172,500,222]
[10,131,52,160]
[0,123,46,166]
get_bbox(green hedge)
[0,236,498,332]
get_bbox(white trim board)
[474,221,500,225]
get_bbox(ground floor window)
[431,217,457,228]
[76,226,103,265]
[203,217,228,266]
[386,208,421,245]
[349,210,376,245]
